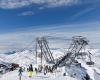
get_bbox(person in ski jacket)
[28,64,33,78]
[18,67,23,80]
[44,65,48,75]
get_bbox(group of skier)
[34,65,53,75]
[18,64,53,80]
[18,64,33,80]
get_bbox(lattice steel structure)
[35,37,55,65]
[52,36,90,71]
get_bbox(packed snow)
[0,49,100,80]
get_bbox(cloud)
[18,11,35,16]
[38,7,45,10]
[0,0,79,9]
[79,0,100,5]
[70,6,97,20]
[0,21,100,53]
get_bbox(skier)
[35,67,38,73]
[18,67,23,80]
[38,65,43,72]
[28,64,33,78]
[44,65,48,75]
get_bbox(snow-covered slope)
[1,69,78,80]
[0,50,36,66]
[0,49,100,80]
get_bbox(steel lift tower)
[35,37,55,65]
[52,36,91,71]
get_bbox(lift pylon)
[35,37,55,64]
[52,36,90,71]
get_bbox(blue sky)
[0,0,100,33]
[0,0,100,53]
